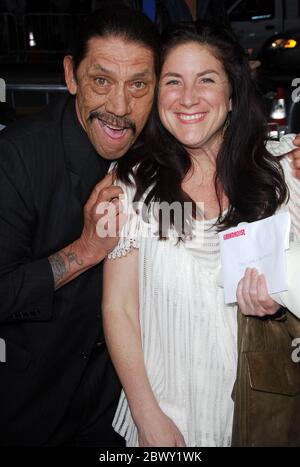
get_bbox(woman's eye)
[200,77,214,84]
[165,79,181,86]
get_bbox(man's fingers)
[96,211,127,238]
[96,185,124,204]
[84,173,114,210]
[117,211,128,233]
[110,168,117,184]
[95,196,123,217]
[94,171,114,191]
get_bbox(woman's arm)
[102,249,186,447]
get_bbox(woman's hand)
[236,268,281,317]
[137,408,186,447]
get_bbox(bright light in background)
[29,31,36,47]
[284,39,297,49]
[271,99,286,119]
[270,38,297,49]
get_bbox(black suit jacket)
[0,95,118,445]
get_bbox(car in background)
[226,0,300,58]
[226,1,300,137]
[261,29,300,71]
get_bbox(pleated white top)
[108,138,300,447]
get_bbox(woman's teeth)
[178,113,206,121]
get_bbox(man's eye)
[95,77,109,86]
[132,81,146,90]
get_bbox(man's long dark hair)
[116,21,288,234]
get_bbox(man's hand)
[77,172,126,264]
[237,268,281,317]
[49,172,126,290]
[290,134,300,180]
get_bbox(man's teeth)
[106,124,124,131]
[178,113,206,121]
[99,120,126,131]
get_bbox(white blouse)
[108,135,300,447]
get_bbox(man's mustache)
[88,111,136,135]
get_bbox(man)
[0,3,299,448]
[0,5,159,446]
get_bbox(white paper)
[218,211,291,304]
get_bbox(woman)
[102,22,300,447]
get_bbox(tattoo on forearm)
[49,250,84,289]
[49,253,66,288]
[63,251,84,268]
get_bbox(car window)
[228,0,275,22]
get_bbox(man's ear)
[229,97,232,112]
[64,55,77,95]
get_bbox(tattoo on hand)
[49,250,83,289]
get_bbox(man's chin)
[89,125,134,159]
[92,142,133,160]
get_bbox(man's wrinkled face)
[64,36,156,159]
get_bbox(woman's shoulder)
[266,134,299,195]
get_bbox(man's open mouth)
[88,111,136,140]
[97,119,128,140]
